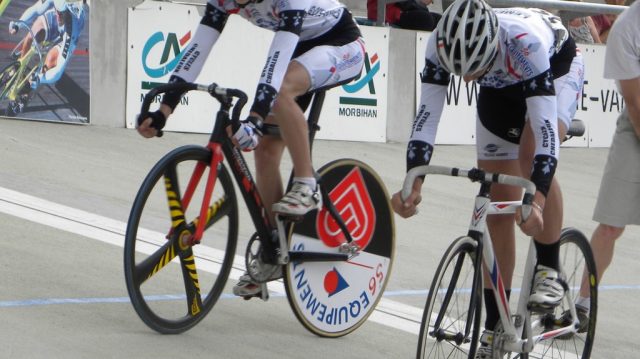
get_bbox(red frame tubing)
[194,143,224,241]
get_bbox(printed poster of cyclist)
[0,0,90,123]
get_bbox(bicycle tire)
[521,227,597,359]
[124,145,238,334]
[417,236,481,359]
[283,158,395,337]
[0,61,20,100]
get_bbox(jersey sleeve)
[19,0,52,25]
[249,0,311,119]
[515,31,560,197]
[525,92,559,197]
[407,34,449,173]
[162,0,230,110]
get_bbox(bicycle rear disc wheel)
[124,145,238,334]
[523,227,597,359]
[417,236,481,359]
[283,159,395,337]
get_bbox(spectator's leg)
[579,223,624,298]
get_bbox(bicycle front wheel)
[0,61,19,100]
[124,145,238,334]
[283,159,395,337]
[417,236,481,359]
[525,227,597,359]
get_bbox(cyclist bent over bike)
[9,0,87,109]
[390,0,584,357]
[137,0,365,298]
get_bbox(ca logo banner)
[340,52,380,107]
[140,31,191,90]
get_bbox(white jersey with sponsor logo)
[477,7,566,88]
[215,0,346,41]
[413,7,569,151]
[167,0,360,119]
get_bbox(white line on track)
[0,186,422,335]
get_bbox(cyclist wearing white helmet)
[53,0,69,12]
[10,0,87,95]
[137,0,365,299]
[391,0,584,357]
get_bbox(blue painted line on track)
[2,284,639,308]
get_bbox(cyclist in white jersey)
[390,0,584,357]
[10,0,87,92]
[137,0,365,298]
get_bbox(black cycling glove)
[137,110,166,137]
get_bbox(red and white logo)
[316,168,376,249]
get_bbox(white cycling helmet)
[53,0,69,12]
[435,0,499,77]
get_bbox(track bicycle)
[123,81,395,337]
[401,164,597,359]
[0,20,58,116]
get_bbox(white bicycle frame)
[403,165,581,355]
[479,200,579,354]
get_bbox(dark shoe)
[556,305,589,339]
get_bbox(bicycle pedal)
[260,283,270,301]
[527,303,554,314]
[240,283,270,301]
[277,214,304,222]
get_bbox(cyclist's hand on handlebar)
[137,107,170,138]
[391,177,423,218]
[8,21,18,35]
[515,198,545,237]
[229,114,263,151]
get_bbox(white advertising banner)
[126,1,272,133]
[578,44,621,148]
[126,1,388,142]
[317,26,389,142]
[415,33,621,148]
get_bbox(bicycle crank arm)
[288,251,349,262]
[275,215,290,264]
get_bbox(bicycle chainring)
[245,233,280,283]
[491,321,512,359]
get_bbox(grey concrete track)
[1,118,638,358]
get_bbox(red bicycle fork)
[167,142,225,247]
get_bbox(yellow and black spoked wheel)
[124,145,238,334]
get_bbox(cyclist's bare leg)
[270,60,314,179]
[254,132,286,225]
[518,120,569,311]
[477,120,568,324]
[478,157,519,333]
[44,46,60,72]
[234,62,312,298]
[478,158,520,291]
[579,223,623,298]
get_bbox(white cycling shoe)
[272,182,322,217]
[528,265,567,312]
[232,265,282,300]
[475,330,496,359]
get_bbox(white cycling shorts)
[293,38,366,92]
